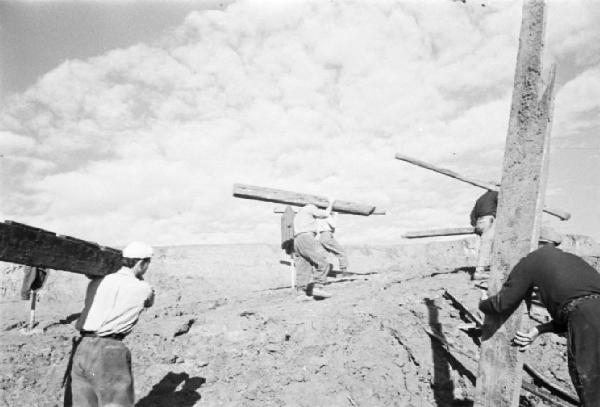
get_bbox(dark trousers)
[567,297,600,406]
[64,336,134,407]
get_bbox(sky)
[0,0,599,247]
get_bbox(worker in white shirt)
[63,241,155,407]
[293,198,335,299]
[317,212,349,274]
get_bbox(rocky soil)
[1,236,598,407]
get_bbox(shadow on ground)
[136,371,205,407]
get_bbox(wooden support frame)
[393,155,570,221]
[474,1,556,405]
[280,206,296,289]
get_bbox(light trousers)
[475,215,495,270]
[65,337,134,407]
[318,231,349,270]
[293,232,331,289]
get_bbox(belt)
[80,331,126,340]
[560,294,600,319]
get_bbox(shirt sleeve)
[549,319,567,334]
[479,254,535,315]
[327,213,337,229]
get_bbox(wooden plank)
[233,183,381,216]
[403,227,476,239]
[444,290,483,325]
[273,207,386,215]
[393,153,570,221]
[394,153,499,190]
[0,221,121,276]
[280,206,295,253]
[474,1,555,405]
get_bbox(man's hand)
[144,288,155,308]
[513,327,540,351]
[326,197,335,212]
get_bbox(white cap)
[122,241,154,259]
[539,226,562,245]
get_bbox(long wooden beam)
[0,220,121,276]
[403,227,476,239]
[233,183,384,216]
[393,153,570,221]
[273,207,386,215]
[475,1,555,404]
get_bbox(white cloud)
[0,130,35,152]
[554,67,600,139]
[1,0,599,245]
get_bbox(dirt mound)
[1,236,597,406]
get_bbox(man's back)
[76,268,152,336]
[294,204,329,235]
[481,245,600,321]
[528,246,600,317]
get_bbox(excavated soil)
[1,236,599,407]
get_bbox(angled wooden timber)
[393,153,570,221]
[403,227,476,239]
[233,183,382,216]
[0,220,121,276]
[474,1,556,405]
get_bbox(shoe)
[311,287,332,299]
[295,293,312,302]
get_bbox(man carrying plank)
[64,241,155,407]
[293,198,335,299]
[317,212,349,274]
[470,190,499,280]
[479,226,600,406]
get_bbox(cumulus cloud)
[1,0,599,245]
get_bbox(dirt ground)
[1,236,599,407]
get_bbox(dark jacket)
[470,190,498,226]
[479,245,600,332]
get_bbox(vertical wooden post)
[280,206,296,289]
[28,291,37,329]
[474,0,557,405]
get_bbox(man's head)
[539,225,562,247]
[122,241,154,278]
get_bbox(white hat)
[122,241,154,259]
[539,226,562,245]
